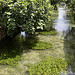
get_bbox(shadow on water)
[64,27,75,74]
[0,32,38,59]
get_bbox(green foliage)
[50,0,61,10]
[0,0,53,37]
[51,0,60,5]
[25,37,52,49]
[0,55,23,66]
[38,30,57,35]
[65,0,75,20]
[32,41,52,50]
[70,0,75,19]
[27,57,68,75]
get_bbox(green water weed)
[32,41,52,50]
[38,30,57,35]
[27,57,68,75]
[0,55,23,67]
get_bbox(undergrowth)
[32,41,52,50]
[27,57,68,75]
[0,55,23,67]
[38,30,57,35]
[25,36,52,50]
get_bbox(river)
[53,7,75,75]
[0,6,75,75]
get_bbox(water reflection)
[0,32,38,59]
[20,31,26,38]
[64,27,75,75]
[53,8,71,38]
[20,31,26,41]
[53,7,75,75]
[0,31,27,59]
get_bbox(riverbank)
[0,33,67,75]
[0,7,75,75]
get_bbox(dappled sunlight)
[0,1,75,74]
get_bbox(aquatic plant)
[0,55,23,67]
[27,57,68,75]
[38,30,57,35]
[32,41,52,50]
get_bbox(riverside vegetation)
[0,0,75,75]
[0,30,70,75]
[27,57,68,75]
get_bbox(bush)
[0,0,53,37]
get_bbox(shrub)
[0,0,53,37]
